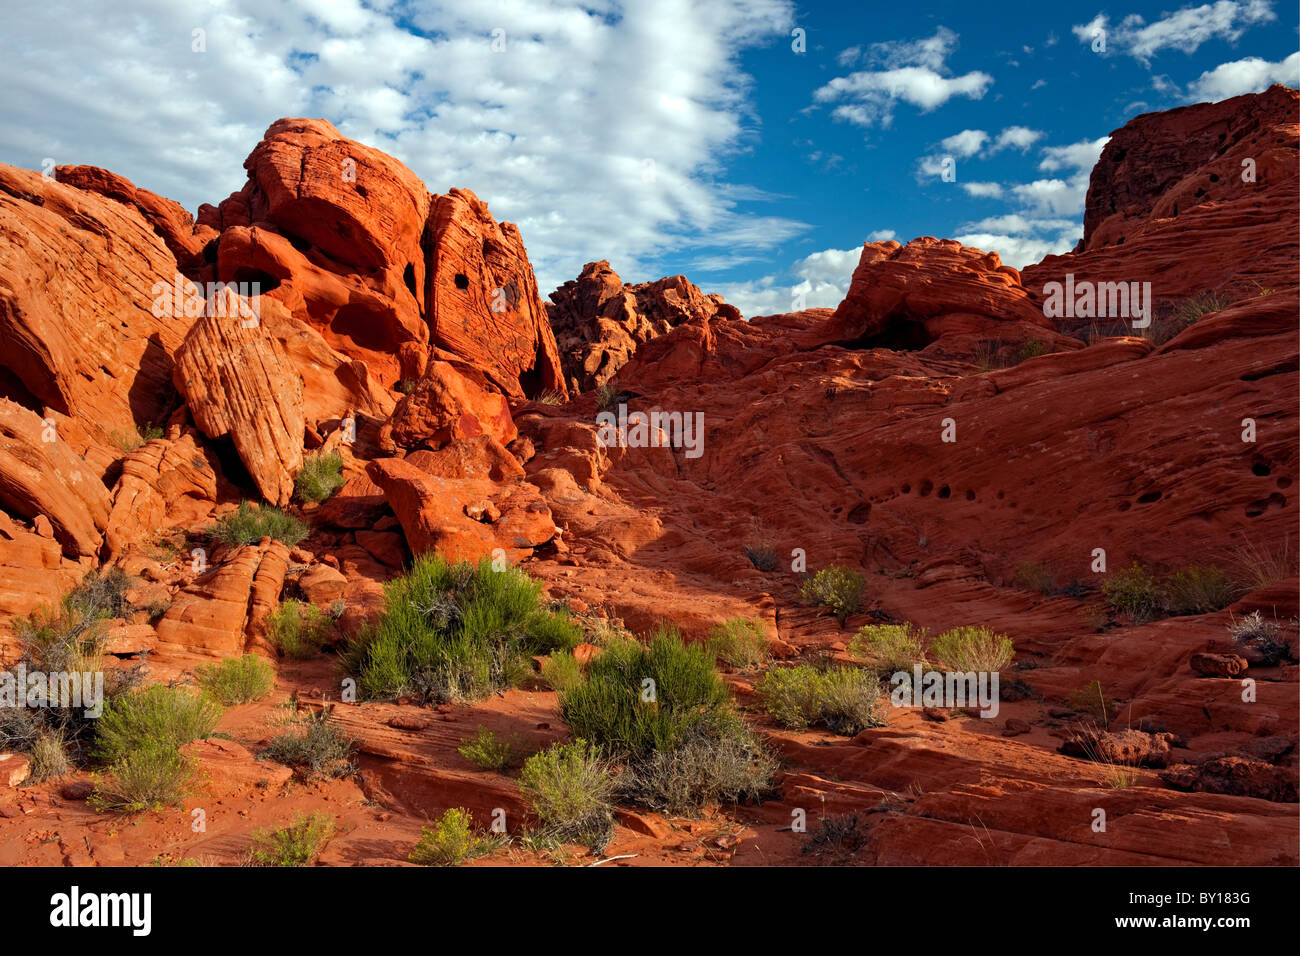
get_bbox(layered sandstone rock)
[102,430,222,558]
[426,189,566,400]
[380,358,517,453]
[547,260,740,392]
[172,309,305,506]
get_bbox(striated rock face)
[547,260,741,392]
[1023,84,1299,308]
[173,309,305,507]
[426,189,566,400]
[102,431,222,559]
[0,165,189,430]
[0,399,109,558]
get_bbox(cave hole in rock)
[231,267,282,295]
[838,313,933,351]
[1137,491,1162,504]
[454,272,470,290]
[403,263,417,298]
[900,483,912,494]
[847,502,871,524]
[517,343,550,399]
[1252,461,1271,477]
[332,304,392,352]
[938,485,951,499]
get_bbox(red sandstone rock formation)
[547,260,740,392]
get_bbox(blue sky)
[0,0,1296,316]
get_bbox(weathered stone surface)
[173,309,305,506]
[547,260,740,392]
[381,359,517,453]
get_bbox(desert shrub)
[1162,565,1235,615]
[457,726,526,772]
[756,664,884,736]
[109,423,163,453]
[1016,339,1048,362]
[1013,561,1056,594]
[802,811,871,858]
[248,812,335,866]
[594,383,618,412]
[89,747,199,813]
[29,731,71,781]
[1101,563,1162,623]
[849,622,927,673]
[618,718,777,816]
[930,626,1015,673]
[518,739,615,851]
[208,501,307,548]
[93,684,221,766]
[267,599,333,659]
[1227,611,1289,665]
[743,544,778,572]
[395,379,416,395]
[1069,680,1110,724]
[706,618,770,670]
[260,711,354,779]
[1228,538,1293,591]
[409,808,501,865]
[1173,288,1234,324]
[195,655,275,705]
[800,566,865,627]
[294,450,346,503]
[537,388,566,406]
[540,651,585,694]
[345,555,583,703]
[559,625,729,756]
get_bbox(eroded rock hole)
[454,272,470,290]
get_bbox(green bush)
[89,747,199,812]
[743,544,778,572]
[800,566,866,627]
[260,711,354,779]
[109,423,164,454]
[345,555,583,703]
[29,731,71,781]
[294,451,346,503]
[457,726,526,771]
[519,739,615,851]
[409,808,500,865]
[195,655,275,705]
[540,651,585,694]
[93,684,221,766]
[849,622,927,673]
[756,664,884,735]
[1102,563,1161,623]
[930,626,1015,673]
[559,626,729,756]
[1162,565,1235,615]
[248,812,335,866]
[208,501,308,549]
[267,600,333,659]
[706,618,770,670]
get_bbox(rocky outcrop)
[172,309,305,507]
[380,358,517,453]
[1024,84,1299,309]
[0,165,188,430]
[0,399,109,558]
[547,260,740,392]
[102,430,222,558]
[426,189,566,400]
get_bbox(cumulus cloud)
[813,27,993,128]
[961,181,1005,198]
[1186,50,1300,99]
[1072,1,1276,65]
[939,129,990,158]
[917,124,1046,178]
[0,0,802,297]
[713,245,865,318]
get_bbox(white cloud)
[992,125,1044,152]
[961,181,1005,198]
[0,0,801,297]
[813,27,993,128]
[867,229,897,241]
[951,232,1077,269]
[1038,136,1111,173]
[714,245,863,317]
[940,129,989,158]
[1186,50,1300,100]
[1073,2,1277,65]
